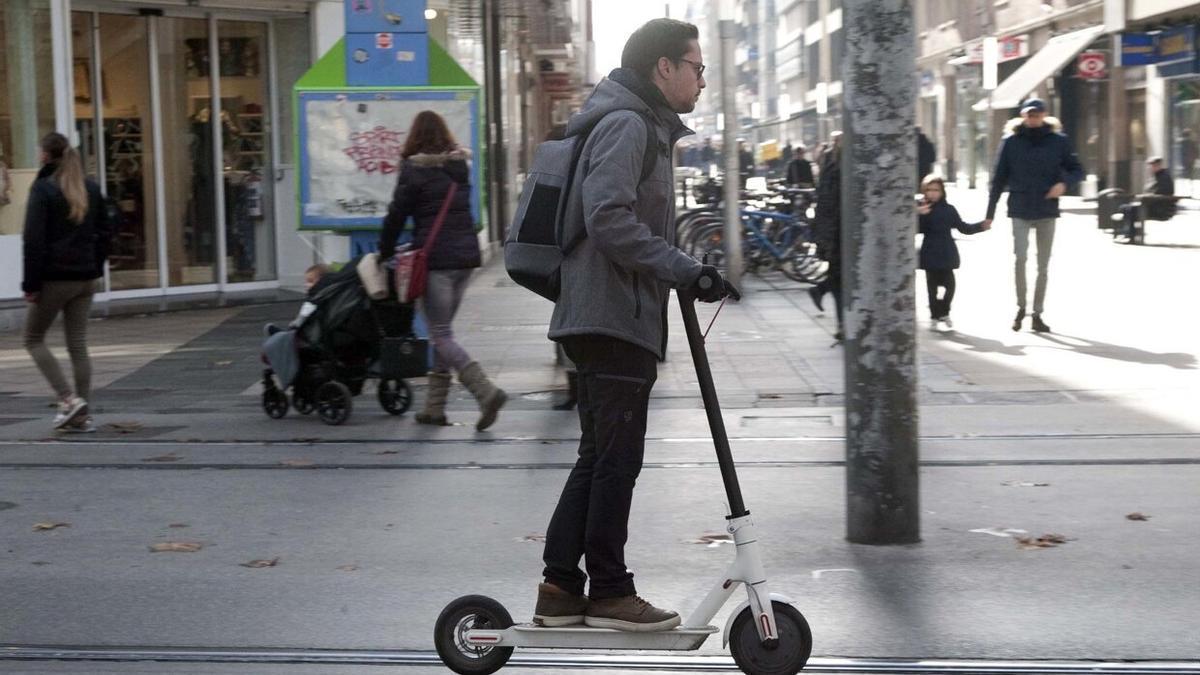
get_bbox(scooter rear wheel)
[435,595,514,675]
[729,601,812,675]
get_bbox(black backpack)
[504,110,659,302]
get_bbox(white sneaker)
[942,316,953,329]
[52,396,88,429]
[59,416,96,434]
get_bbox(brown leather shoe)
[532,582,589,627]
[584,595,681,632]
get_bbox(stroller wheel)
[378,378,412,415]
[316,381,353,426]
[263,388,288,419]
[292,392,315,415]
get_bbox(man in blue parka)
[984,97,1084,333]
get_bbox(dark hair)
[401,110,458,158]
[40,132,88,224]
[621,18,700,81]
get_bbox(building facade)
[916,0,1200,193]
[0,0,589,303]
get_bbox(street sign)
[1077,51,1107,79]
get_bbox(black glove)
[691,265,741,303]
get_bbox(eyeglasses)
[678,58,706,79]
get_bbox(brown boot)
[532,582,589,627]
[415,372,452,426]
[584,595,680,632]
[457,362,506,431]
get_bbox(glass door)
[90,13,160,291]
[158,16,218,286]
[216,20,275,283]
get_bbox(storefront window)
[96,14,160,291]
[217,20,274,283]
[158,17,219,287]
[1171,81,1200,194]
[1,0,55,231]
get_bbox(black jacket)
[1142,168,1176,221]
[378,149,481,270]
[813,150,841,261]
[987,117,1084,220]
[22,163,112,293]
[787,158,814,186]
[918,200,983,270]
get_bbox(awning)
[972,25,1106,111]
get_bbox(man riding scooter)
[534,18,739,632]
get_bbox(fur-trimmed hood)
[406,147,472,167]
[1003,116,1063,137]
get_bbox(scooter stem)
[678,290,748,518]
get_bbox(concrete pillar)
[1146,65,1168,168]
[841,0,920,545]
[1107,36,1130,191]
[720,18,743,287]
[941,69,957,180]
[5,0,39,167]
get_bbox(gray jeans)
[24,279,96,401]
[421,269,474,374]
[1011,218,1056,314]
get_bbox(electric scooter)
[434,287,813,675]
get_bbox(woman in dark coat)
[808,131,844,340]
[22,132,112,432]
[917,175,989,328]
[378,110,505,430]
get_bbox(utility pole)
[720,15,743,286]
[841,0,920,545]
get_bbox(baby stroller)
[260,262,426,425]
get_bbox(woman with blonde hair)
[22,132,112,432]
[378,110,506,430]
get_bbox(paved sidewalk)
[1,201,1197,662]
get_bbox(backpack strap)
[636,111,660,183]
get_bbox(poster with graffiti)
[299,90,478,229]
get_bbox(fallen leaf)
[168,523,190,529]
[33,522,70,531]
[142,453,181,463]
[30,561,51,566]
[1002,481,1050,487]
[374,450,400,455]
[1126,512,1150,521]
[684,532,735,548]
[104,421,143,434]
[337,564,359,572]
[1016,533,1069,550]
[969,527,1028,538]
[149,541,203,553]
[0,501,19,511]
[518,533,547,543]
[212,360,234,367]
[279,459,315,467]
[240,557,280,568]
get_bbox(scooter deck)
[468,623,718,651]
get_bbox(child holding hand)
[916,175,989,329]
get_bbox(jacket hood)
[1004,116,1063,136]
[406,148,470,181]
[566,68,691,141]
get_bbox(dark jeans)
[925,269,956,319]
[815,257,843,328]
[542,335,657,600]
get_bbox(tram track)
[2,647,1199,674]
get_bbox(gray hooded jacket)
[548,69,702,359]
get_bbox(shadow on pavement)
[1031,333,1198,370]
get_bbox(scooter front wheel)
[729,601,813,675]
[435,595,514,675]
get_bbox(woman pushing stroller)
[378,111,506,431]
